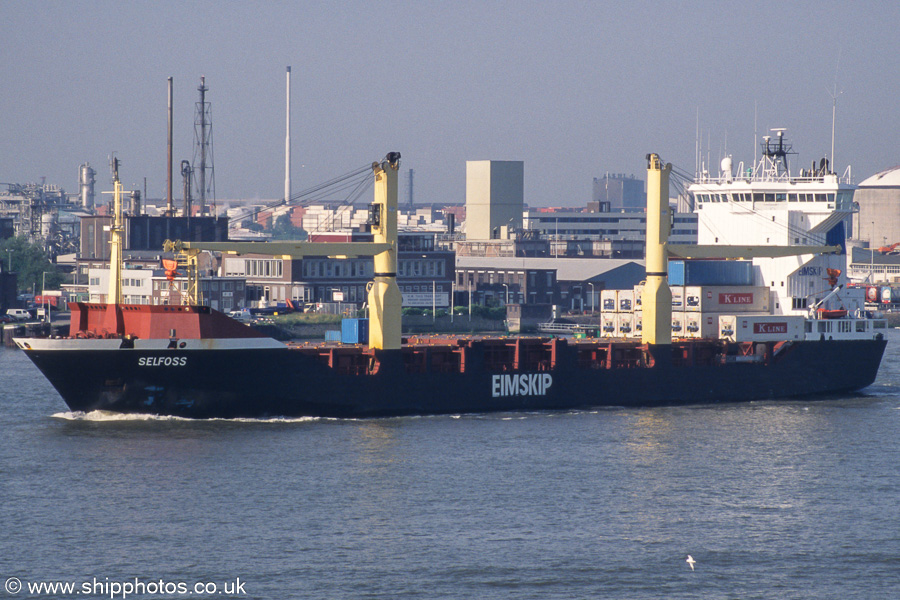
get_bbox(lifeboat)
[817,308,848,319]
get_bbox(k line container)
[718,314,805,342]
[684,286,770,313]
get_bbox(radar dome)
[720,156,733,175]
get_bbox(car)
[0,314,15,324]
[227,309,253,323]
[6,308,31,322]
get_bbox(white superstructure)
[689,129,859,316]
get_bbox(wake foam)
[51,410,319,423]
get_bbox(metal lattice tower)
[193,76,215,215]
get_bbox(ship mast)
[107,158,125,304]
[642,153,672,347]
[368,153,402,350]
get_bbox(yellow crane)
[168,153,403,350]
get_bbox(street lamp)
[502,283,509,305]
[871,221,875,281]
[588,282,595,314]
[42,271,48,323]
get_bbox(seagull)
[686,555,696,571]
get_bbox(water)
[3,331,900,599]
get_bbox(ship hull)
[19,337,887,419]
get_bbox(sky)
[2,1,899,208]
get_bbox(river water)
[2,330,900,599]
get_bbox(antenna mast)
[830,47,842,173]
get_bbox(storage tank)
[79,163,96,209]
[40,213,54,238]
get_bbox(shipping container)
[633,285,643,309]
[671,311,685,337]
[633,311,642,336]
[600,290,617,312]
[881,286,893,304]
[669,259,753,286]
[683,312,723,339]
[600,312,617,337]
[325,330,342,342]
[719,314,805,342]
[683,286,770,313]
[618,290,634,312]
[671,286,684,310]
[341,318,369,344]
[617,313,634,337]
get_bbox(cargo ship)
[15,150,887,419]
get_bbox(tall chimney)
[166,76,174,216]
[285,66,291,204]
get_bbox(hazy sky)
[2,1,899,208]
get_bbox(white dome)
[859,166,900,187]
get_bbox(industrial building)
[464,160,524,240]
[521,209,698,247]
[0,182,83,257]
[590,173,644,211]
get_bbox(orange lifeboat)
[817,308,848,319]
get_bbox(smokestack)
[167,76,174,216]
[130,190,141,216]
[285,66,291,204]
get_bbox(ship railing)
[693,168,853,186]
[537,322,577,334]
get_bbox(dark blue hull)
[22,337,887,419]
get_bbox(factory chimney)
[285,66,291,204]
[197,76,207,215]
[166,76,174,216]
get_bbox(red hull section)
[68,302,265,340]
